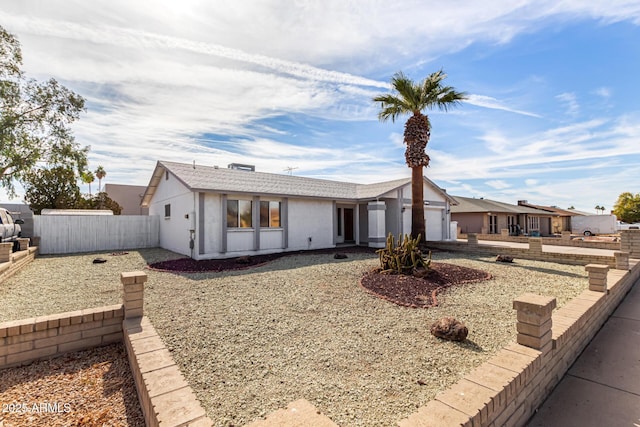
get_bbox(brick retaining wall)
[0,243,38,283]
[398,259,640,426]
[0,271,213,427]
[0,305,124,369]
[428,238,616,267]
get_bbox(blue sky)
[1,1,639,212]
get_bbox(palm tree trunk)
[411,166,426,241]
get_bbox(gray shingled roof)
[451,196,550,215]
[141,161,455,207]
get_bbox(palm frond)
[374,69,466,122]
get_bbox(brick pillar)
[620,230,640,258]
[614,251,630,271]
[585,264,609,292]
[501,229,509,238]
[467,233,478,245]
[513,293,556,351]
[561,231,571,241]
[17,238,29,251]
[0,242,12,263]
[529,237,542,255]
[121,271,148,319]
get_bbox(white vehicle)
[0,208,24,250]
[617,221,640,231]
[571,214,617,236]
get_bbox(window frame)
[260,200,281,228]
[227,199,253,229]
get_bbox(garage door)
[425,208,443,241]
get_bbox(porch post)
[368,201,387,248]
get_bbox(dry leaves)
[0,343,144,427]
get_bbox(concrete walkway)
[527,276,640,426]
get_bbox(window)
[489,215,498,234]
[260,201,281,227]
[227,200,252,228]
[528,216,540,231]
[164,204,171,218]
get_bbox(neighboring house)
[516,200,576,233]
[105,184,149,215]
[140,161,457,260]
[451,196,556,236]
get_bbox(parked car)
[617,221,640,231]
[0,208,24,251]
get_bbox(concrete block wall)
[466,233,621,250]
[620,229,640,257]
[428,240,616,267]
[399,258,640,426]
[0,244,38,283]
[120,271,213,427]
[0,268,213,427]
[0,305,124,369]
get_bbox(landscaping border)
[397,259,640,426]
[0,241,38,283]
[0,271,213,427]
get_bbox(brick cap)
[121,271,148,284]
[513,293,557,313]
[585,264,609,272]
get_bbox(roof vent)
[517,200,528,205]
[228,163,255,171]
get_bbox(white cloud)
[556,92,580,117]
[466,94,542,118]
[594,87,611,99]
[486,180,511,189]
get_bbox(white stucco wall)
[260,229,284,250]
[201,192,222,254]
[287,198,334,250]
[148,174,195,257]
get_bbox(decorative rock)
[236,256,251,264]
[430,317,468,342]
[92,258,107,264]
[334,253,348,259]
[496,254,514,263]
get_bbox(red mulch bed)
[147,246,376,273]
[360,263,492,308]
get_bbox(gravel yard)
[0,248,589,426]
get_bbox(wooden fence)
[33,215,160,255]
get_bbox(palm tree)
[95,165,106,192]
[81,171,95,196]
[374,70,466,241]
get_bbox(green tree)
[0,25,88,196]
[373,70,466,240]
[81,170,95,196]
[77,192,122,215]
[613,192,640,223]
[23,166,81,214]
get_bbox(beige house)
[451,196,556,236]
[104,184,149,215]
[516,200,576,234]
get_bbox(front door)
[344,208,354,242]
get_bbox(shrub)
[376,233,431,274]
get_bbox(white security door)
[425,208,443,241]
